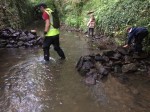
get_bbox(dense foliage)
[3,0,149,50]
[54,0,150,50]
[1,0,34,27]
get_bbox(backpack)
[51,9,60,29]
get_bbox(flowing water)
[0,24,150,112]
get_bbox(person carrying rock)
[38,3,65,61]
[87,14,96,37]
[123,27,149,53]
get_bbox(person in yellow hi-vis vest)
[39,3,65,61]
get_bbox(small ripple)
[0,59,55,112]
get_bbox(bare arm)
[87,19,91,27]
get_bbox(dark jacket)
[128,27,148,45]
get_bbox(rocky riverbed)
[76,47,150,85]
[0,27,43,48]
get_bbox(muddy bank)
[0,27,43,48]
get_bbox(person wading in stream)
[123,27,149,54]
[38,3,65,61]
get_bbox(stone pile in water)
[0,27,43,48]
[76,47,150,85]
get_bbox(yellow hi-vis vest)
[44,8,59,37]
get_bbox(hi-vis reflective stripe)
[44,8,59,36]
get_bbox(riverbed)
[0,26,150,112]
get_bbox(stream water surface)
[0,24,150,112]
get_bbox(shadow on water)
[0,23,150,112]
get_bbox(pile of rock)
[0,27,43,48]
[76,47,150,85]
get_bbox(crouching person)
[123,27,149,53]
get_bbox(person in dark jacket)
[123,27,149,53]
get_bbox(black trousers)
[88,28,94,37]
[134,30,149,52]
[43,34,65,61]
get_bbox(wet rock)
[76,43,150,84]
[0,27,43,48]
[80,61,94,74]
[5,27,15,34]
[95,54,105,62]
[124,55,133,64]
[109,57,120,61]
[102,56,109,62]
[102,50,116,57]
[83,56,93,62]
[85,75,96,85]
[0,44,6,48]
[137,64,147,72]
[0,31,10,38]
[9,40,15,44]
[17,41,24,46]
[12,32,20,37]
[116,47,128,55]
[114,65,122,73]
[6,44,13,48]
[112,52,122,60]
[105,60,113,67]
[24,42,33,48]
[36,36,43,46]
[19,32,28,41]
[0,39,7,43]
[27,32,36,40]
[76,56,84,71]
[122,63,138,73]
[112,61,122,66]
[29,40,36,45]
[95,62,109,76]
[13,44,19,48]
[86,69,98,78]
